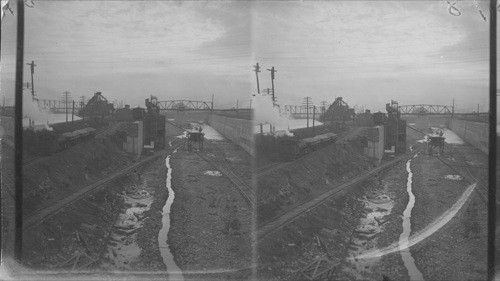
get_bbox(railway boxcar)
[296,132,337,156]
[58,127,96,150]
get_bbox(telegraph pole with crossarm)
[267,66,277,104]
[253,63,261,94]
[26,60,36,101]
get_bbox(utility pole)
[72,100,75,124]
[320,101,327,114]
[26,60,36,101]
[267,66,277,104]
[312,105,316,132]
[253,63,261,94]
[452,99,455,118]
[61,91,71,122]
[236,99,239,110]
[264,88,272,96]
[302,97,312,128]
[211,94,214,111]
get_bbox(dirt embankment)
[21,149,179,276]
[168,145,253,280]
[257,140,372,224]
[23,140,133,214]
[257,180,369,280]
[22,173,131,270]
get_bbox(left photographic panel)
[1,1,255,280]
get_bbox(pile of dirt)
[257,140,373,223]
[23,140,133,214]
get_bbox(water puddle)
[444,175,463,181]
[400,159,424,280]
[352,182,477,260]
[343,186,394,279]
[159,149,184,280]
[101,186,153,270]
[203,170,222,177]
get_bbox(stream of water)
[399,159,424,281]
[159,149,184,281]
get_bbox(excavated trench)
[20,136,185,274]
[257,124,487,280]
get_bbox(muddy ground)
[256,125,488,280]
[23,139,133,214]
[376,130,487,281]
[168,138,253,280]
[19,155,169,274]
[257,139,373,224]
[409,147,487,279]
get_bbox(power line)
[26,60,36,101]
[253,63,261,94]
[267,66,277,104]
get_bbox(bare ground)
[168,140,253,280]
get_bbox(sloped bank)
[257,179,376,280]
[23,140,133,214]
[257,140,373,224]
[21,155,174,277]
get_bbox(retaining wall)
[208,115,253,156]
[450,119,488,154]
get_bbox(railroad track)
[406,125,488,202]
[23,145,181,230]
[256,149,421,241]
[196,140,254,208]
[166,119,254,208]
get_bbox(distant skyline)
[0,1,492,113]
[1,1,253,109]
[251,1,490,113]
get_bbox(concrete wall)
[364,126,384,164]
[208,115,253,156]
[450,119,488,154]
[122,121,143,158]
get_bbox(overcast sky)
[0,0,492,113]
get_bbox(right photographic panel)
[252,1,490,280]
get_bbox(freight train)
[58,127,96,150]
[32,127,97,155]
[297,133,338,155]
[277,132,338,160]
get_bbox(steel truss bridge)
[36,99,84,113]
[277,104,321,117]
[398,104,454,115]
[157,100,213,111]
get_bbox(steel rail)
[256,149,421,241]
[23,146,181,230]
[196,142,254,208]
[164,119,254,207]
[406,125,488,202]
